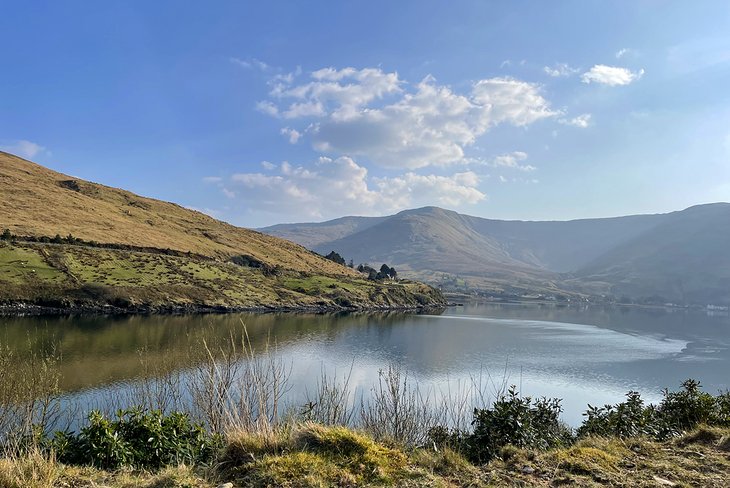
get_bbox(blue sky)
[1,1,729,227]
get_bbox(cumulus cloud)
[255,101,280,117]
[0,140,48,159]
[257,67,558,169]
[281,127,302,144]
[488,151,536,171]
[227,156,485,219]
[559,113,592,128]
[468,151,536,172]
[543,63,580,77]
[581,65,645,86]
[272,67,402,121]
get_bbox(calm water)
[1,303,729,425]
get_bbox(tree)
[378,264,398,280]
[324,251,346,266]
[0,229,11,240]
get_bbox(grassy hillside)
[0,151,356,275]
[0,152,445,311]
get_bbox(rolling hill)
[0,151,445,312]
[261,204,730,305]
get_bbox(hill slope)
[0,152,445,312]
[0,151,353,275]
[574,203,730,304]
[261,204,730,305]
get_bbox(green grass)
[0,244,67,284]
[0,242,444,310]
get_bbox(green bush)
[429,386,572,464]
[51,407,219,469]
[578,391,664,439]
[578,380,730,441]
[658,379,718,433]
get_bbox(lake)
[1,302,729,427]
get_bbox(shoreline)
[0,301,449,318]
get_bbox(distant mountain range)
[261,204,730,305]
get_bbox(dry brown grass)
[0,151,356,276]
[2,426,730,487]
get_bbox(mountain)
[0,151,444,311]
[574,203,730,305]
[261,204,730,305]
[261,215,389,250]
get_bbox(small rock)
[652,476,677,486]
[521,465,535,474]
[217,483,234,488]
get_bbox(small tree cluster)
[356,263,398,281]
[324,250,346,266]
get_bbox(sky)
[1,1,729,227]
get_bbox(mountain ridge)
[261,203,730,305]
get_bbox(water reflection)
[1,303,729,425]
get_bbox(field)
[0,241,443,311]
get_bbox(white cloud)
[281,127,302,144]
[559,113,592,128]
[470,151,536,171]
[0,140,48,159]
[228,156,485,218]
[543,63,580,77]
[230,57,271,72]
[581,65,645,86]
[490,151,536,171]
[272,67,402,121]
[202,176,223,184]
[261,161,276,170]
[259,68,557,169]
[255,101,280,117]
[615,48,632,59]
[283,101,325,119]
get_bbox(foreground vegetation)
[2,330,730,487]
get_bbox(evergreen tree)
[324,251,346,266]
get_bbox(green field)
[0,241,444,311]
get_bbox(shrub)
[658,379,717,433]
[465,387,571,463]
[578,380,730,441]
[52,408,219,469]
[430,386,572,464]
[578,391,663,439]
